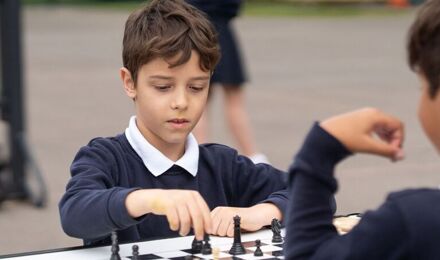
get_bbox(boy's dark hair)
[408,0,440,98]
[123,0,220,84]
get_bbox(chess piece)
[271,218,283,243]
[254,239,263,256]
[228,215,246,255]
[201,233,212,255]
[132,245,139,260]
[191,236,203,254]
[212,247,220,260]
[110,231,121,260]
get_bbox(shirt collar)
[125,116,199,177]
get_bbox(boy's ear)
[120,67,136,99]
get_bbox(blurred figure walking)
[187,0,268,164]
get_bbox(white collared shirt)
[125,116,199,177]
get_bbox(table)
[0,228,285,260]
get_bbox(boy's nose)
[171,88,188,110]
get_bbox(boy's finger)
[375,128,404,149]
[211,217,223,236]
[217,217,232,236]
[375,113,404,141]
[188,201,205,241]
[176,203,191,236]
[166,207,180,232]
[364,137,403,160]
[226,224,234,237]
[193,192,212,234]
[210,210,221,235]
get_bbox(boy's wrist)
[244,203,282,228]
[125,189,162,218]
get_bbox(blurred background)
[1,0,439,256]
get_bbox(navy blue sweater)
[59,134,288,246]
[285,123,440,259]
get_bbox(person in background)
[186,0,269,164]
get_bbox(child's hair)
[408,0,440,98]
[122,0,220,84]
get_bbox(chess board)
[0,229,284,260]
[128,238,284,260]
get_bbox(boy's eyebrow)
[149,75,174,80]
[190,76,210,81]
[148,75,210,81]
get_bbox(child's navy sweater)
[59,134,288,246]
[285,123,440,259]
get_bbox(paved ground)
[1,6,439,256]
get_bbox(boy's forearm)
[125,189,158,218]
[60,187,141,239]
[284,124,351,258]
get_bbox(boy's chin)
[164,133,190,145]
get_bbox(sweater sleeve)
[58,140,144,240]
[284,123,409,260]
[227,150,289,217]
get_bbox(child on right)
[285,0,440,259]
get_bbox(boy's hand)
[125,189,212,240]
[320,107,405,161]
[210,203,282,237]
[333,215,361,234]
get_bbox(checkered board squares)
[127,241,284,259]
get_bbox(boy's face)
[418,72,440,153]
[121,51,210,154]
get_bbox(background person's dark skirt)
[210,16,247,87]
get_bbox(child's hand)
[320,107,404,161]
[210,203,282,237]
[125,189,212,240]
[333,215,361,234]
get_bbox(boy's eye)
[154,85,171,91]
[189,85,205,92]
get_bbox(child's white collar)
[125,116,199,177]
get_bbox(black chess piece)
[191,236,203,254]
[201,233,212,255]
[254,239,263,257]
[132,244,139,260]
[228,215,246,255]
[110,231,121,260]
[271,218,283,243]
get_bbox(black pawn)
[132,245,139,260]
[228,215,246,255]
[201,234,212,255]
[271,218,283,243]
[254,239,263,257]
[110,231,121,260]
[191,237,203,254]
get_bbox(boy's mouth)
[167,118,190,128]
[168,118,189,123]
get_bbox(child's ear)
[120,67,136,100]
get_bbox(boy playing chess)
[59,0,288,246]
[285,1,440,258]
